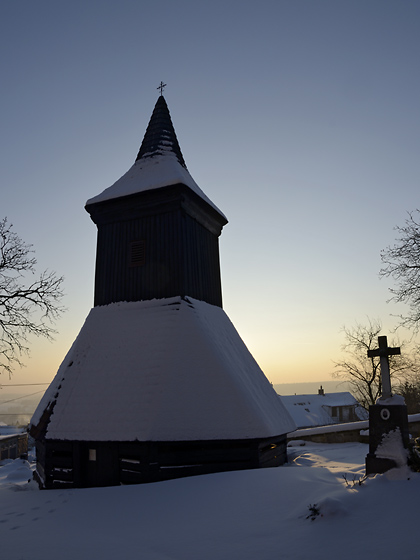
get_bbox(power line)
[1,383,49,387]
[0,390,45,406]
[0,413,34,416]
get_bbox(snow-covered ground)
[0,441,418,560]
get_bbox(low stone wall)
[287,414,420,444]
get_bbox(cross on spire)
[367,335,401,400]
[157,81,167,95]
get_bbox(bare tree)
[0,218,64,377]
[380,210,420,332]
[332,318,418,409]
[394,379,420,414]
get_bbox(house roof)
[0,424,25,439]
[280,392,368,429]
[85,96,226,219]
[31,297,296,442]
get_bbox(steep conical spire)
[135,96,187,168]
[86,94,226,219]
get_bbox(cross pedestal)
[365,402,410,474]
[365,336,409,475]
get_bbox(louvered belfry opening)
[129,240,145,267]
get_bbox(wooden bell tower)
[30,93,295,489]
[85,95,227,308]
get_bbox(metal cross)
[367,335,401,400]
[157,81,167,95]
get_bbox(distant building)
[30,94,296,489]
[0,423,28,460]
[280,387,368,429]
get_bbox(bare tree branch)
[332,318,418,408]
[380,210,420,331]
[0,217,65,377]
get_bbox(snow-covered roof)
[280,392,368,429]
[85,96,226,219]
[0,425,25,439]
[85,153,225,218]
[31,297,295,442]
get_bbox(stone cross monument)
[367,335,400,400]
[365,335,409,475]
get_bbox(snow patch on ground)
[1,442,420,560]
[375,428,412,480]
[376,429,408,468]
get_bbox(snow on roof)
[85,152,226,219]
[376,393,406,406]
[85,95,226,219]
[31,297,295,442]
[289,419,369,438]
[0,425,25,438]
[280,392,368,429]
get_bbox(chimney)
[318,386,325,396]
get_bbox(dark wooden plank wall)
[182,213,223,306]
[38,437,288,488]
[94,209,223,307]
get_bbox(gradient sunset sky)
[1,0,419,388]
